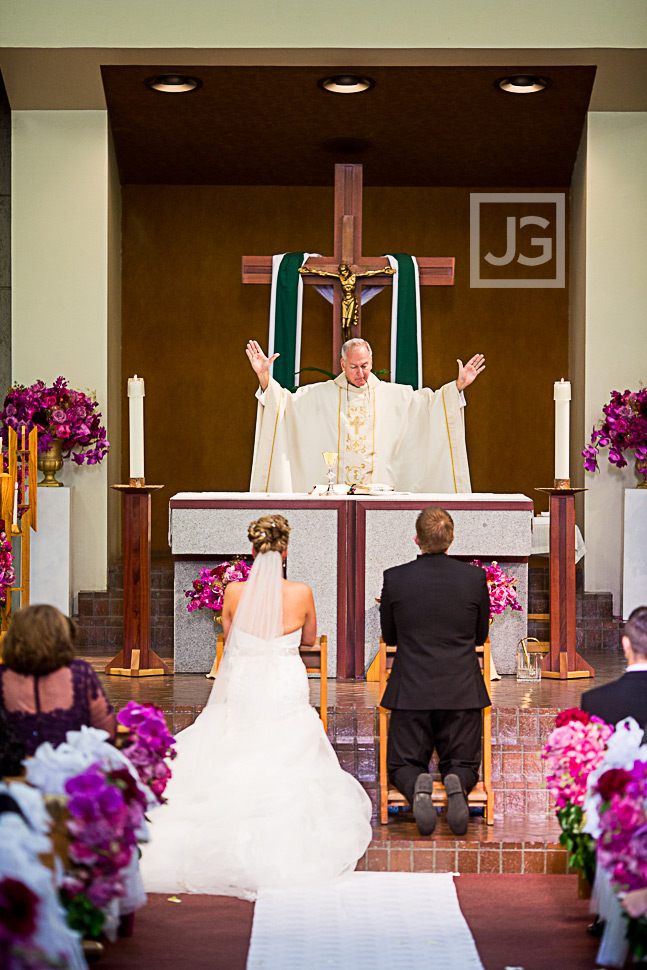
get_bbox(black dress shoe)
[586,916,605,938]
[413,773,437,836]
[444,773,469,836]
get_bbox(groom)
[379,507,491,836]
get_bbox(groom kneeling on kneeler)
[380,507,491,836]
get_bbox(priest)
[247,338,485,494]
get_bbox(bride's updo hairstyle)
[248,515,290,555]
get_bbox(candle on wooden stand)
[553,378,571,485]
[127,376,145,482]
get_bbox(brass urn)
[37,439,64,486]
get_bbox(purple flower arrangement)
[60,762,147,938]
[1,377,109,467]
[583,387,647,484]
[185,558,252,615]
[470,560,523,618]
[117,702,177,803]
[0,531,15,609]
[542,708,613,882]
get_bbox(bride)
[140,515,372,899]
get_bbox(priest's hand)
[246,339,279,392]
[456,354,486,392]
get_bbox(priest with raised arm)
[247,338,485,494]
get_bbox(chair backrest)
[378,637,492,702]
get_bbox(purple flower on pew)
[117,702,177,804]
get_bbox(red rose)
[555,708,591,728]
[597,767,632,801]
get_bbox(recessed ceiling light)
[319,75,375,95]
[496,75,550,94]
[145,74,201,94]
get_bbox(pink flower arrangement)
[542,708,613,882]
[542,708,613,810]
[593,761,647,896]
[60,762,147,938]
[0,530,15,609]
[582,387,647,483]
[1,377,109,467]
[185,558,252,614]
[117,702,177,803]
[470,560,523,618]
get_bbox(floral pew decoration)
[0,781,87,970]
[116,701,177,803]
[23,723,169,944]
[583,717,647,967]
[541,708,614,885]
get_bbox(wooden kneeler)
[207,634,328,735]
[378,636,494,826]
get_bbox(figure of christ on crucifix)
[298,262,395,342]
[242,163,485,494]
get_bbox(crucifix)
[241,163,455,369]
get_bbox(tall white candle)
[128,376,145,480]
[554,379,571,481]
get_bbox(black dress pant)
[387,708,482,806]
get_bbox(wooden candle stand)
[105,483,169,677]
[536,485,594,680]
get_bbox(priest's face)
[341,346,372,387]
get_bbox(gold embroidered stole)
[337,384,376,485]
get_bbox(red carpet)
[98,875,600,970]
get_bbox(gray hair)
[341,338,373,360]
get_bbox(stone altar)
[169,492,533,676]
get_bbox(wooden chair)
[378,636,494,825]
[208,633,328,735]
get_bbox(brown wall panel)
[121,185,568,552]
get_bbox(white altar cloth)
[531,513,586,563]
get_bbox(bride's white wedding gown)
[140,553,372,900]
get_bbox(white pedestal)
[623,489,647,620]
[30,487,71,614]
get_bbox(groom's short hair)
[416,507,454,554]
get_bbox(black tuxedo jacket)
[380,553,491,711]
[580,671,647,728]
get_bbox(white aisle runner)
[246,872,484,970]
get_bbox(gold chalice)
[322,452,338,495]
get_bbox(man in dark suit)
[380,507,491,837]
[581,606,647,726]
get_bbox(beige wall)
[12,110,110,605]
[584,112,647,614]
[3,0,645,49]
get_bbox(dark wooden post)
[537,487,593,680]
[105,485,169,677]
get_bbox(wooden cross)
[241,163,455,369]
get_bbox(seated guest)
[581,606,647,726]
[0,604,116,756]
[380,507,491,836]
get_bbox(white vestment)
[250,372,471,493]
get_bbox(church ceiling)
[102,65,596,187]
